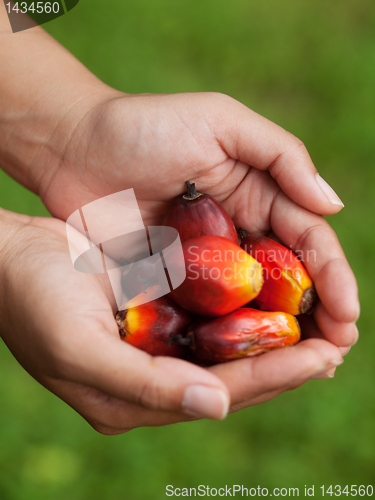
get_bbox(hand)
[39,91,359,349]
[0,209,347,433]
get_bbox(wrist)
[0,209,31,270]
[0,209,29,340]
[0,81,118,196]
[38,83,122,193]
[0,9,122,197]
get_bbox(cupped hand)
[0,210,346,433]
[39,90,359,350]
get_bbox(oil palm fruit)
[116,295,195,357]
[173,308,300,365]
[162,181,238,244]
[241,235,315,315]
[169,235,263,316]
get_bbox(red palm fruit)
[173,308,300,365]
[115,295,195,358]
[169,235,263,316]
[241,235,315,315]
[162,181,238,244]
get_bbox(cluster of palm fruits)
[116,182,315,365]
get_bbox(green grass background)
[0,0,374,498]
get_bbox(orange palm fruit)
[162,181,238,244]
[173,308,300,365]
[241,235,315,315]
[116,295,195,358]
[169,235,263,316]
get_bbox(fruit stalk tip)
[299,287,316,315]
[184,181,202,200]
[237,228,248,241]
[169,331,193,347]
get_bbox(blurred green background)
[0,0,374,498]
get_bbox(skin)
[0,9,359,433]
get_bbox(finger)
[229,388,288,413]
[294,313,353,355]
[297,312,323,341]
[339,346,352,356]
[211,94,344,214]
[314,301,359,348]
[270,192,359,323]
[55,329,230,421]
[228,332,347,412]
[208,338,343,405]
[311,367,337,379]
[225,168,280,235]
[228,374,313,413]
[46,378,197,434]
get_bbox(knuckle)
[136,375,164,411]
[294,222,327,256]
[207,91,231,101]
[268,136,311,182]
[286,379,305,392]
[285,132,308,153]
[204,91,238,110]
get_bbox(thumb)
[210,94,344,214]
[62,330,230,421]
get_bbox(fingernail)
[353,325,359,345]
[310,358,343,380]
[311,369,336,379]
[328,358,344,367]
[340,346,351,356]
[355,303,361,322]
[182,385,229,420]
[316,174,344,207]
